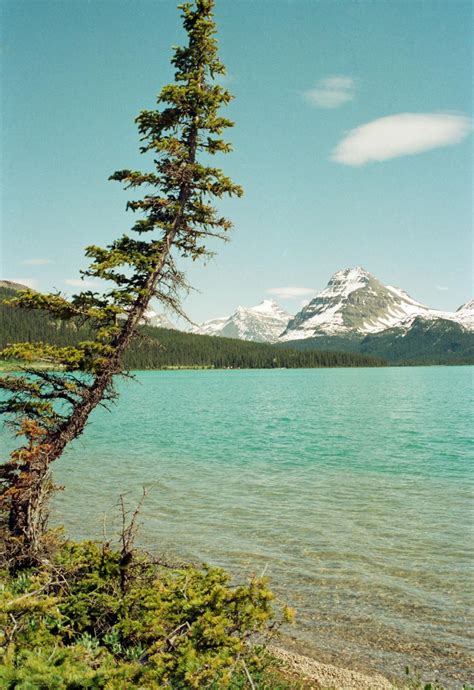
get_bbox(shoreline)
[270,646,395,689]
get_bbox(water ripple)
[2,366,472,687]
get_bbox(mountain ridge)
[3,270,472,365]
[190,267,472,345]
[0,284,384,370]
[281,267,473,340]
[191,299,292,343]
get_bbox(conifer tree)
[0,0,242,561]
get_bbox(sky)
[1,0,472,323]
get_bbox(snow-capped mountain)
[142,310,178,330]
[455,300,474,330]
[192,300,292,343]
[117,309,178,330]
[193,316,229,337]
[280,267,473,341]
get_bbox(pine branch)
[1,0,242,561]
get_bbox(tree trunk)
[7,114,200,557]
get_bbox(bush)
[0,540,296,689]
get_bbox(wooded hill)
[282,318,474,365]
[0,287,385,369]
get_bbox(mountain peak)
[456,299,474,313]
[281,267,472,340]
[193,299,291,342]
[142,309,178,330]
[193,269,473,345]
[281,268,425,340]
[332,266,371,280]
[328,266,373,287]
[323,266,376,301]
[251,299,286,314]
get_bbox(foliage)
[0,0,244,557]
[0,287,386,370]
[282,320,474,365]
[0,539,298,689]
[126,325,385,369]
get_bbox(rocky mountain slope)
[142,310,178,330]
[283,317,473,364]
[281,267,473,340]
[3,271,472,363]
[0,284,382,369]
[192,300,292,343]
[188,268,472,362]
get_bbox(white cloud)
[266,286,316,300]
[322,76,354,90]
[4,277,39,289]
[331,113,472,166]
[302,75,355,109]
[437,285,449,291]
[21,258,52,266]
[64,278,103,289]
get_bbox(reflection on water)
[2,367,472,687]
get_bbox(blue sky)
[1,0,472,322]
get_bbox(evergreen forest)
[0,287,384,370]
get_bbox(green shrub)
[0,540,294,689]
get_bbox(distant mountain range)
[0,283,382,370]
[281,267,473,339]
[189,267,473,363]
[191,267,473,342]
[141,310,178,330]
[191,299,291,343]
[1,269,472,364]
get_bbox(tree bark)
[8,114,201,554]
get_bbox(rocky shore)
[271,646,395,690]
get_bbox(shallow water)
[2,367,473,686]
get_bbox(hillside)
[0,287,384,369]
[280,267,473,340]
[175,267,473,364]
[283,317,474,365]
[191,299,291,343]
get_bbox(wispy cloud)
[64,278,103,289]
[266,286,316,300]
[5,277,39,289]
[437,285,449,292]
[21,258,52,266]
[302,75,355,109]
[331,113,472,166]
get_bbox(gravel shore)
[270,646,396,689]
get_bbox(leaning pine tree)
[0,0,242,563]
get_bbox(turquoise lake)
[2,366,472,686]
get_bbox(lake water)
[2,367,473,686]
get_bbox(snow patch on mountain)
[455,299,474,330]
[192,300,291,343]
[143,310,178,330]
[118,309,178,330]
[194,316,231,336]
[280,267,473,340]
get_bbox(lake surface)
[2,367,473,686]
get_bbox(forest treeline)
[0,288,385,369]
[282,319,474,365]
